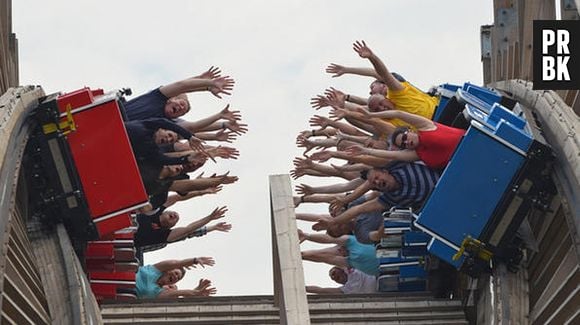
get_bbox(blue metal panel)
[442,83,462,92]
[433,83,461,121]
[494,120,533,152]
[402,246,428,257]
[378,256,420,265]
[417,126,526,245]
[465,83,502,107]
[464,104,489,124]
[404,231,431,245]
[458,89,493,113]
[428,238,463,268]
[400,265,427,278]
[486,103,527,131]
[384,219,411,228]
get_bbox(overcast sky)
[14,0,493,295]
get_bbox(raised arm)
[364,109,433,130]
[163,186,222,208]
[295,178,365,196]
[345,144,419,163]
[329,181,374,215]
[310,149,391,167]
[296,213,331,222]
[335,130,372,147]
[346,93,368,106]
[313,197,385,231]
[299,230,348,245]
[326,63,380,79]
[197,119,249,135]
[169,173,238,193]
[166,206,227,242]
[352,40,404,92]
[294,194,341,207]
[293,157,349,179]
[153,257,214,272]
[177,104,241,133]
[160,72,234,99]
[157,278,216,298]
[309,115,368,137]
[306,285,343,294]
[195,130,238,143]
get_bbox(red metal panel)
[89,271,136,281]
[90,283,117,299]
[57,90,148,219]
[57,87,105,111]
[86,242,114,260]
[94,213,133,237]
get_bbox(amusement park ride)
[0,0,578,324]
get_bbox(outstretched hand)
[326,63,346,78]
[213,145,240,159]
[219,104,242,122]
[293,156,313,169]
[188,135,205,152]
[209,206,227,220]
[226,121,249,135]
[296,183,314,196]
[310,94,331,110]
[345,144,365,156]
[296,136,314,154]
[329,196,346,215]
[329,107,348,121]
[188,136,215,163]
[197,66,222,79]
[202,185,223,195]
[324,87,346,109]
[312,216,334,231]
[209,76,235,98]
[218,171,238,185]
[310,150,333,163]
[195,257,215,268]
[290,169,306,180]
[353,40,373,59]
[214,129,238,143]
[210,222,232,233]
[309,115,331,129]
[194,278,217,296]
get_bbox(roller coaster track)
[0,86,101,324]
[0,86,50,324]
[493,80,580,249]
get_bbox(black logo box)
[533,20,580,90]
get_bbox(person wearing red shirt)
[344,109,466,170]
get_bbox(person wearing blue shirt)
[299,230,379,276]
[135,257,217,299]
[124,66,234,121]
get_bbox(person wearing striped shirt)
[312,161,440,232]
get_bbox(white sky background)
[14,0,493,295]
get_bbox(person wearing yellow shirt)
[325,40,439,131]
